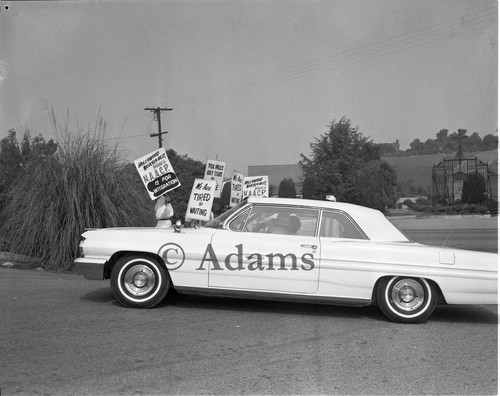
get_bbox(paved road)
[390,216,498,252]
[402,228,498,252]
[1,261,497,395]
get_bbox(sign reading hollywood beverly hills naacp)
[204,159,226,198]
[242,175,269,198]
[186,178,217,221]
[134,148,181,200]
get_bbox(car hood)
[82,225,214,237]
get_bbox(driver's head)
[268,213,299,235]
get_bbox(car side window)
[228,208,250,231]
[243,206,318,236]
[320,211,366,239]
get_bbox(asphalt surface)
[1,220,498,395]
[390,216,498,252]
[0,268,497,395]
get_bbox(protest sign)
[134,148,181,200]
[204,159,226,198]
[186,178,217,221]
[230,171,244,207]
[242,175,269,198]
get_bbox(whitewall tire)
[110,254,169,308]
[377,276,437,323]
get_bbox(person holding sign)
[155,195,174,228]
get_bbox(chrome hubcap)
[391,279,425,311]
[123,265,156,296]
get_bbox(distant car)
[74,197,498,323]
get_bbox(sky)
[0,0,497,176]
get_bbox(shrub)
[302,175,320,199]
[416,197,431,206]
[278,177,297,198]
[462,173,487,204]
[0,125,155,271]
[402,199,415,208]
[422,204,489,216]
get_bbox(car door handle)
[301,244,317,250]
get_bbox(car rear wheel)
[110,254,169,308]
[377,276,437,323]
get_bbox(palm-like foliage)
[0,113,155,271]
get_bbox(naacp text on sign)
[242,176,269,198]
[204,159,226,198]
[186,178,217,221]
[134,148,181,200]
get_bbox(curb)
[0,251,41,269]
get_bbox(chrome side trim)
[175,286,371,307]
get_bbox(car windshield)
[204,201,248,229]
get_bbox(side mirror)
[174,220,182,233]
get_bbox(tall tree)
[482,134,498,150]
[436,129,448,142]
[300,117,397,209]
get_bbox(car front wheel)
[377,276,437,323]
[110,254,169,308]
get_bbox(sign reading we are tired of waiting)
[134,148,181,200]
[186,178,217,221]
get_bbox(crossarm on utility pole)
[145,107,173,148]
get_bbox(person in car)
[267,213,301,235]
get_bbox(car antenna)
[442,197,471,247]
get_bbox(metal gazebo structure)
[431,154,494,205]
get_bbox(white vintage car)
[74,197,498,323]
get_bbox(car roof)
[246,197,408,241]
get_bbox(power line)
[104,133,148,141]
[166,6,496,107]
[102,110,148,131]
[107,6,496,142]
[170,19,495,107]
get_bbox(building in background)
[248,164,302,197]
[249,152,498,205]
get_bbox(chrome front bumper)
[74,257,107,280]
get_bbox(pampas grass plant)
[0,110,155,271]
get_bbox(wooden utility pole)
[145,107,173,148]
